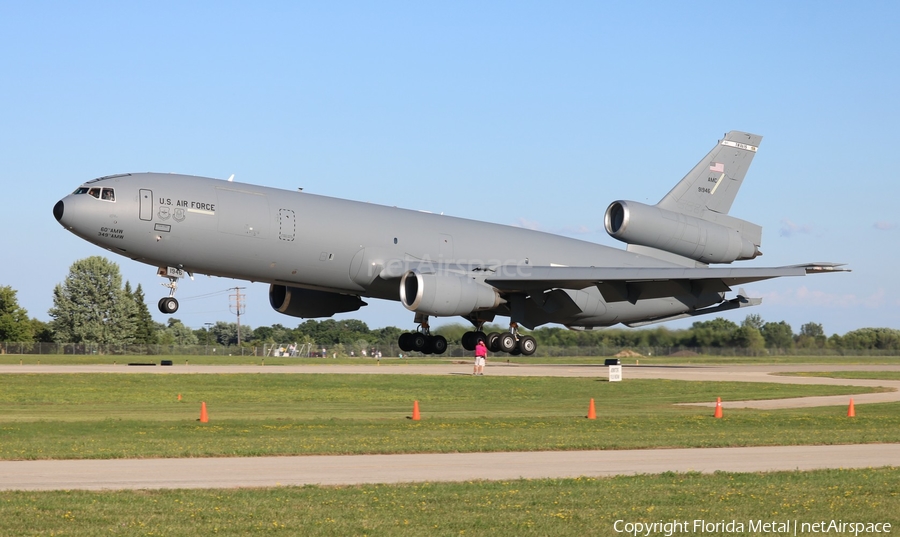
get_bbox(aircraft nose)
[53,200,65,222]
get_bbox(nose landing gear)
[157,266,186,314]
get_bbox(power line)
[179,289,233,302]
[229,287,247,346]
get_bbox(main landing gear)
[461,322,536,356]
[397,315,537,357]
[397,316,448,355]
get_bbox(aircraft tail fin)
[657,131,762,216]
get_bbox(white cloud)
[513,217,542,231]
[557,225,592,235]
[779,218,813,237]
[873,221,896,231]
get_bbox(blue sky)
[1,2,897,336]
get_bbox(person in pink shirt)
[474,339,487,375]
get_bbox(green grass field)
[1,366,897,535]
[2,353,899,365]
[0,374,892,460]
[1,468,897,536]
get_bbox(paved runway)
[2,362,898,490]
[2,444,898,491]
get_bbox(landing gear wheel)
[158,297,179,314]
[498,332,516,353]
[461,331,476,351]
[510,346,522,356]
[411,332,427,352]
[486,332,501,353]
[428,335,448,355]
[398,333,413,352]
[518,335,537,356]
[474,331,487,345]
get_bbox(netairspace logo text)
[614,519,892,536]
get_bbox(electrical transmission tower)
[229,287,247,346]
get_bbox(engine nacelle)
[399,270,504,317]
[604,200,760,264]
[269,285,366,318]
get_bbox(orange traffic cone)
[200,402,209,423]
[587,398,597,420]
[411,400,421,421]
[714,397,723,419]
[177,393,182,401]
[847,398,855,417]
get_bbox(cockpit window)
[74,186,115,201]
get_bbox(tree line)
[1,256,899,352]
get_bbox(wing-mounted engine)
[269,285,366,318]
[604,200,761,264]
[399,269,505,317]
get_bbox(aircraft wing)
[484,263,848,304]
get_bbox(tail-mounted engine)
[400,270,504,317]
[604,200,760,264]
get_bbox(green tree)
[742,314,765,332]
[689,318,738,347]
[130,284,157,344]
[0,286,34,342]
[159,318,198,345]
[760,321,794,349]
[732,316,765,351]
[48,256,137,343]
[210,321,252,346]
[837,327,900,350]
[796,322,826,349]
[30,318,54,342]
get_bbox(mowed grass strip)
[0,374,892,460]
[3,353,900,365]
[0,468,897,536]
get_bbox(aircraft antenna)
[227,174,235,182]
[229,286,247,346]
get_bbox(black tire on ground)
[498,332,516,353]
[518,335,537,356]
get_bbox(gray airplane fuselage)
[56,131,844,339]
[54,172,702,327]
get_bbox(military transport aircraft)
[53,131,846,356]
